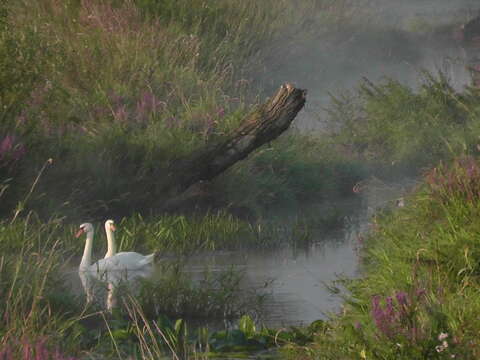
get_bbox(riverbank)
[283,157,480,359]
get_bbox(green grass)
[328,72,480,177]
[0,218,85,356]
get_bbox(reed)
[0,218,84,358]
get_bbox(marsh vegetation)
[2,0,480,359]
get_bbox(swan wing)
[92,252,155,272]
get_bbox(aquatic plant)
[133,265,267,320]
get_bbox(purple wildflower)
[135,90,165,123]
[0,135,14,156]
[34,337,49,360]
[113,104,128,123]
[371,289,427,342]
[0,345,13,360]
[165,116,177,129]
[371,295,395,337]
[395,291,408,306]
[415,288,426,298]
[0,135,26,165]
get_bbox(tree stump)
[161,83,307,208]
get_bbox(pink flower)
[438,332,449,341]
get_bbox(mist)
[258,0,480,131]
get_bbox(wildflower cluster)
[425,156,480,204]
[436,332,449,353]
[371,289,426,342]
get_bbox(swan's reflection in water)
[78,267,153,311]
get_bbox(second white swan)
[103,219,156,269]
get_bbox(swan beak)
[75,228,85,238]
[110,224,116,232]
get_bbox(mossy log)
[161,83,307,207]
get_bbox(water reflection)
[78,267,152,311]
[176,179,415,327]
[179,227,361,327]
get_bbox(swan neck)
[105,225,116,258]
[79,231,94,271]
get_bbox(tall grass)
[0,218,85,357]
[116,212,249,255]
[0,0,370,219]
[328,72,480,176]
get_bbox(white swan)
[103,219,156,268]
[104,219,117,258]
[76,222,155,274]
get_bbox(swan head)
[76,222,94,238]
[105,219,116,232]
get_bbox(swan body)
[96,251,155,271]
[103,219,155,269]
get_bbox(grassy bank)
[282,157,480,359]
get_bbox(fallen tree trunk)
[161,83,307,206]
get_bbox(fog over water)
[226,0,480,326]
[68,1,480,329]
[259,0,480,131]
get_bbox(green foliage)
[0,217,85,356]
[215,133,367,212]
[329,72,480,175]
[133,265,266,320]
[0,0,365,221]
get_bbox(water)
[69,178,415,328]
[177,178,415,327]
[182,229,360,327]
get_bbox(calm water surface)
[173,178,414,327]
[181,228,361,327]
[69,179,414,328]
